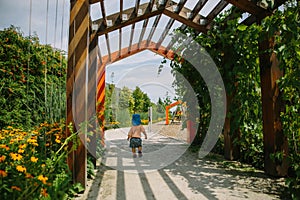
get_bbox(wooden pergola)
[67,0,288,187]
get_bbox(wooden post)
[97,65,106,147]
[258,33,288,176]
[223,94,241,160]
[88,34,98,167]
[66,0,89,187]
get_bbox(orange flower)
[10,153,22,161]
[25,173,33,178]
[38,175,48,184]
[11,186,21,191]
[0,144,9,151]
[0,170,8,177]
[41,188,48,197]
[30,156,38,163]
[0,155,6,162]
[16,165,26,173]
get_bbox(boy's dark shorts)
[129,138,142,148]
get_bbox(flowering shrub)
[0,122,82,199]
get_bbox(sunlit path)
[75,125,286,200]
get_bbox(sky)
[0,0,230,103]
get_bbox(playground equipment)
[165,100,182,125]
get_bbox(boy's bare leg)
[138,146,143,157]
[138,147,142,152]
[132,148,137,158]
[132,148,136,153]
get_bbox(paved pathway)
[75,124,286,200]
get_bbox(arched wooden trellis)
[67,0,288,187]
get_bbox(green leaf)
[237,24,248,31]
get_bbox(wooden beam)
[258,30,288,176]
[163,9,207,33]
[94,2,162,36]
[135,0,141,15]
[128,23,136,53]
[241,0,288,25]
[206,0,229,22]
[174,0,188,13]
[99,0,107,26]
[89,0,100,4]
[104,33,111,62]
[87,34,98,167]
[146,14,162,46]
[137,18,149,49]
[67,0,89,188]
[154,0,189,50]
[189,0,208,20]
[225,0,271,16]
[100,40,175,66]
[118,0,123,57]
[155,18,175,50]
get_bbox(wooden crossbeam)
[155,18,175,50]
[89,0,101,4]
[95,2,163,36]
[135,0,141,15]
[104,33,111,62]
[174,0,188,13]
[137,18,149,49]
[100,40,175,66]
[118,28,122,58]
[128,23,136,53]
[189,0,208,20]
[118,0,123,58]
[99,0,107,26]
[97,45,103,65]
[154,0,188,50]
[225,0,271,16]
[163,9,207,33]
[206,0,229,25]
[241,0,288,25]
[146,14,162,46]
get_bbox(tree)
[132,86,151,113]
[119,86,134,113]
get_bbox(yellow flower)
[19,144,27,149]
[10,153,22,161]
[18,149,25,153]
[38,175,48,184]
[30,156,38,163]
[55,139,61,144]
[41,164,46,168]
[11,186,21,191]
[27,138,38,144]
[0,155,6,162]
[0,170,8,177]
[16,165,26,173]
[41,188,48,197]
